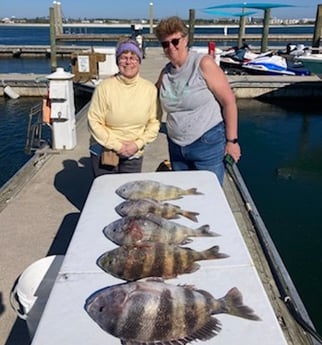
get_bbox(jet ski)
[241,55,310,76]
[220,46,273,73]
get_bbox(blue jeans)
[167,122,226,185]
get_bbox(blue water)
[0,97,44,186]
[238,100,322,335]
[1,25,322,336]
[0,24,315,45]
[0,23,315,49]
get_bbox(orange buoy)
[42,95,51,124]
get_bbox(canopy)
[201,9,258,17]
[205,2,296,10]
[202,2,297,52]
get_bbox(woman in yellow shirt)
[88,39,160,176]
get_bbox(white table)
[31,171,287,345]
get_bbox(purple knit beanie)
[116,41,142,64]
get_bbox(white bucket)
[10,255,64,339]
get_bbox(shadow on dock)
[53,157,93,211]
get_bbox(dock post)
[188,9,195,48]
[149,2,154,34]
[312,4,322,53]
[238,13,246,48]
[261,8,271,53]
[53,1,63,35]
[49,7,57,72]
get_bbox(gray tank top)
[160,51,223,146]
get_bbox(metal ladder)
[24,101,51,155]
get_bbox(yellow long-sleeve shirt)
[88,73,160,155]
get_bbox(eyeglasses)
[118,56,139,64]
[161,37,183,49]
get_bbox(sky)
[1,0,321,20]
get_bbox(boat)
[296,54,322,78]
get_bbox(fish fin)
[195,225,220,237]
[177,283,196,290]
[187,317,222,342]
[163,202,180,208]
[121,340,156,345]
[120,340,140,345]
[185,187,204,196]
[180,210,199,222]
[184,263,200,274]
[166,214,181,220]
[145,213,166,225]
[220,287,261,321]
[122,338,197,345]
[144,277,165,283]
[181,238,193,245]
[203,245,229,259]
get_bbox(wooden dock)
[0,32,315,58]
[56,33,313,44]
[0,45,92,58]
[1,47,322,98]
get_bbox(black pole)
[188,9,195,48]
[261,8,270,53]
[312,4,322,53]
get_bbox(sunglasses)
[161,37,183,49]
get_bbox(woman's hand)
[225,142,241,163]
[118,141,138,157]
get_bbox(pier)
[0,44,90,58]
[55,33,314,44]
[0,47,316,345]
[1,48,322,99]
[0,32,315,58]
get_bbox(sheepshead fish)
[115,179,203,201]
[85,279,261,345]
[115,198,200,222]
[97,242,228,281]
[103,214,218,246]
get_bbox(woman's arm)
[87,82,122,152]
[200,55,241,162]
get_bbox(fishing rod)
[225,155,322,345]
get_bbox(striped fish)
[103,214,218,246]
[85,279,261,344]
[115,198,200,222]
[97,242,229,281]
[115,179,203,201]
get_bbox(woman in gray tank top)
[155,16,241,185]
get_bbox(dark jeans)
[91,153,143,177]
[167,121,226,185]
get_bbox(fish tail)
[195,225,220,237]
[218,287,261,321]
[202,245,229,259]
[186,188,204,196]
[180,210,200,222]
